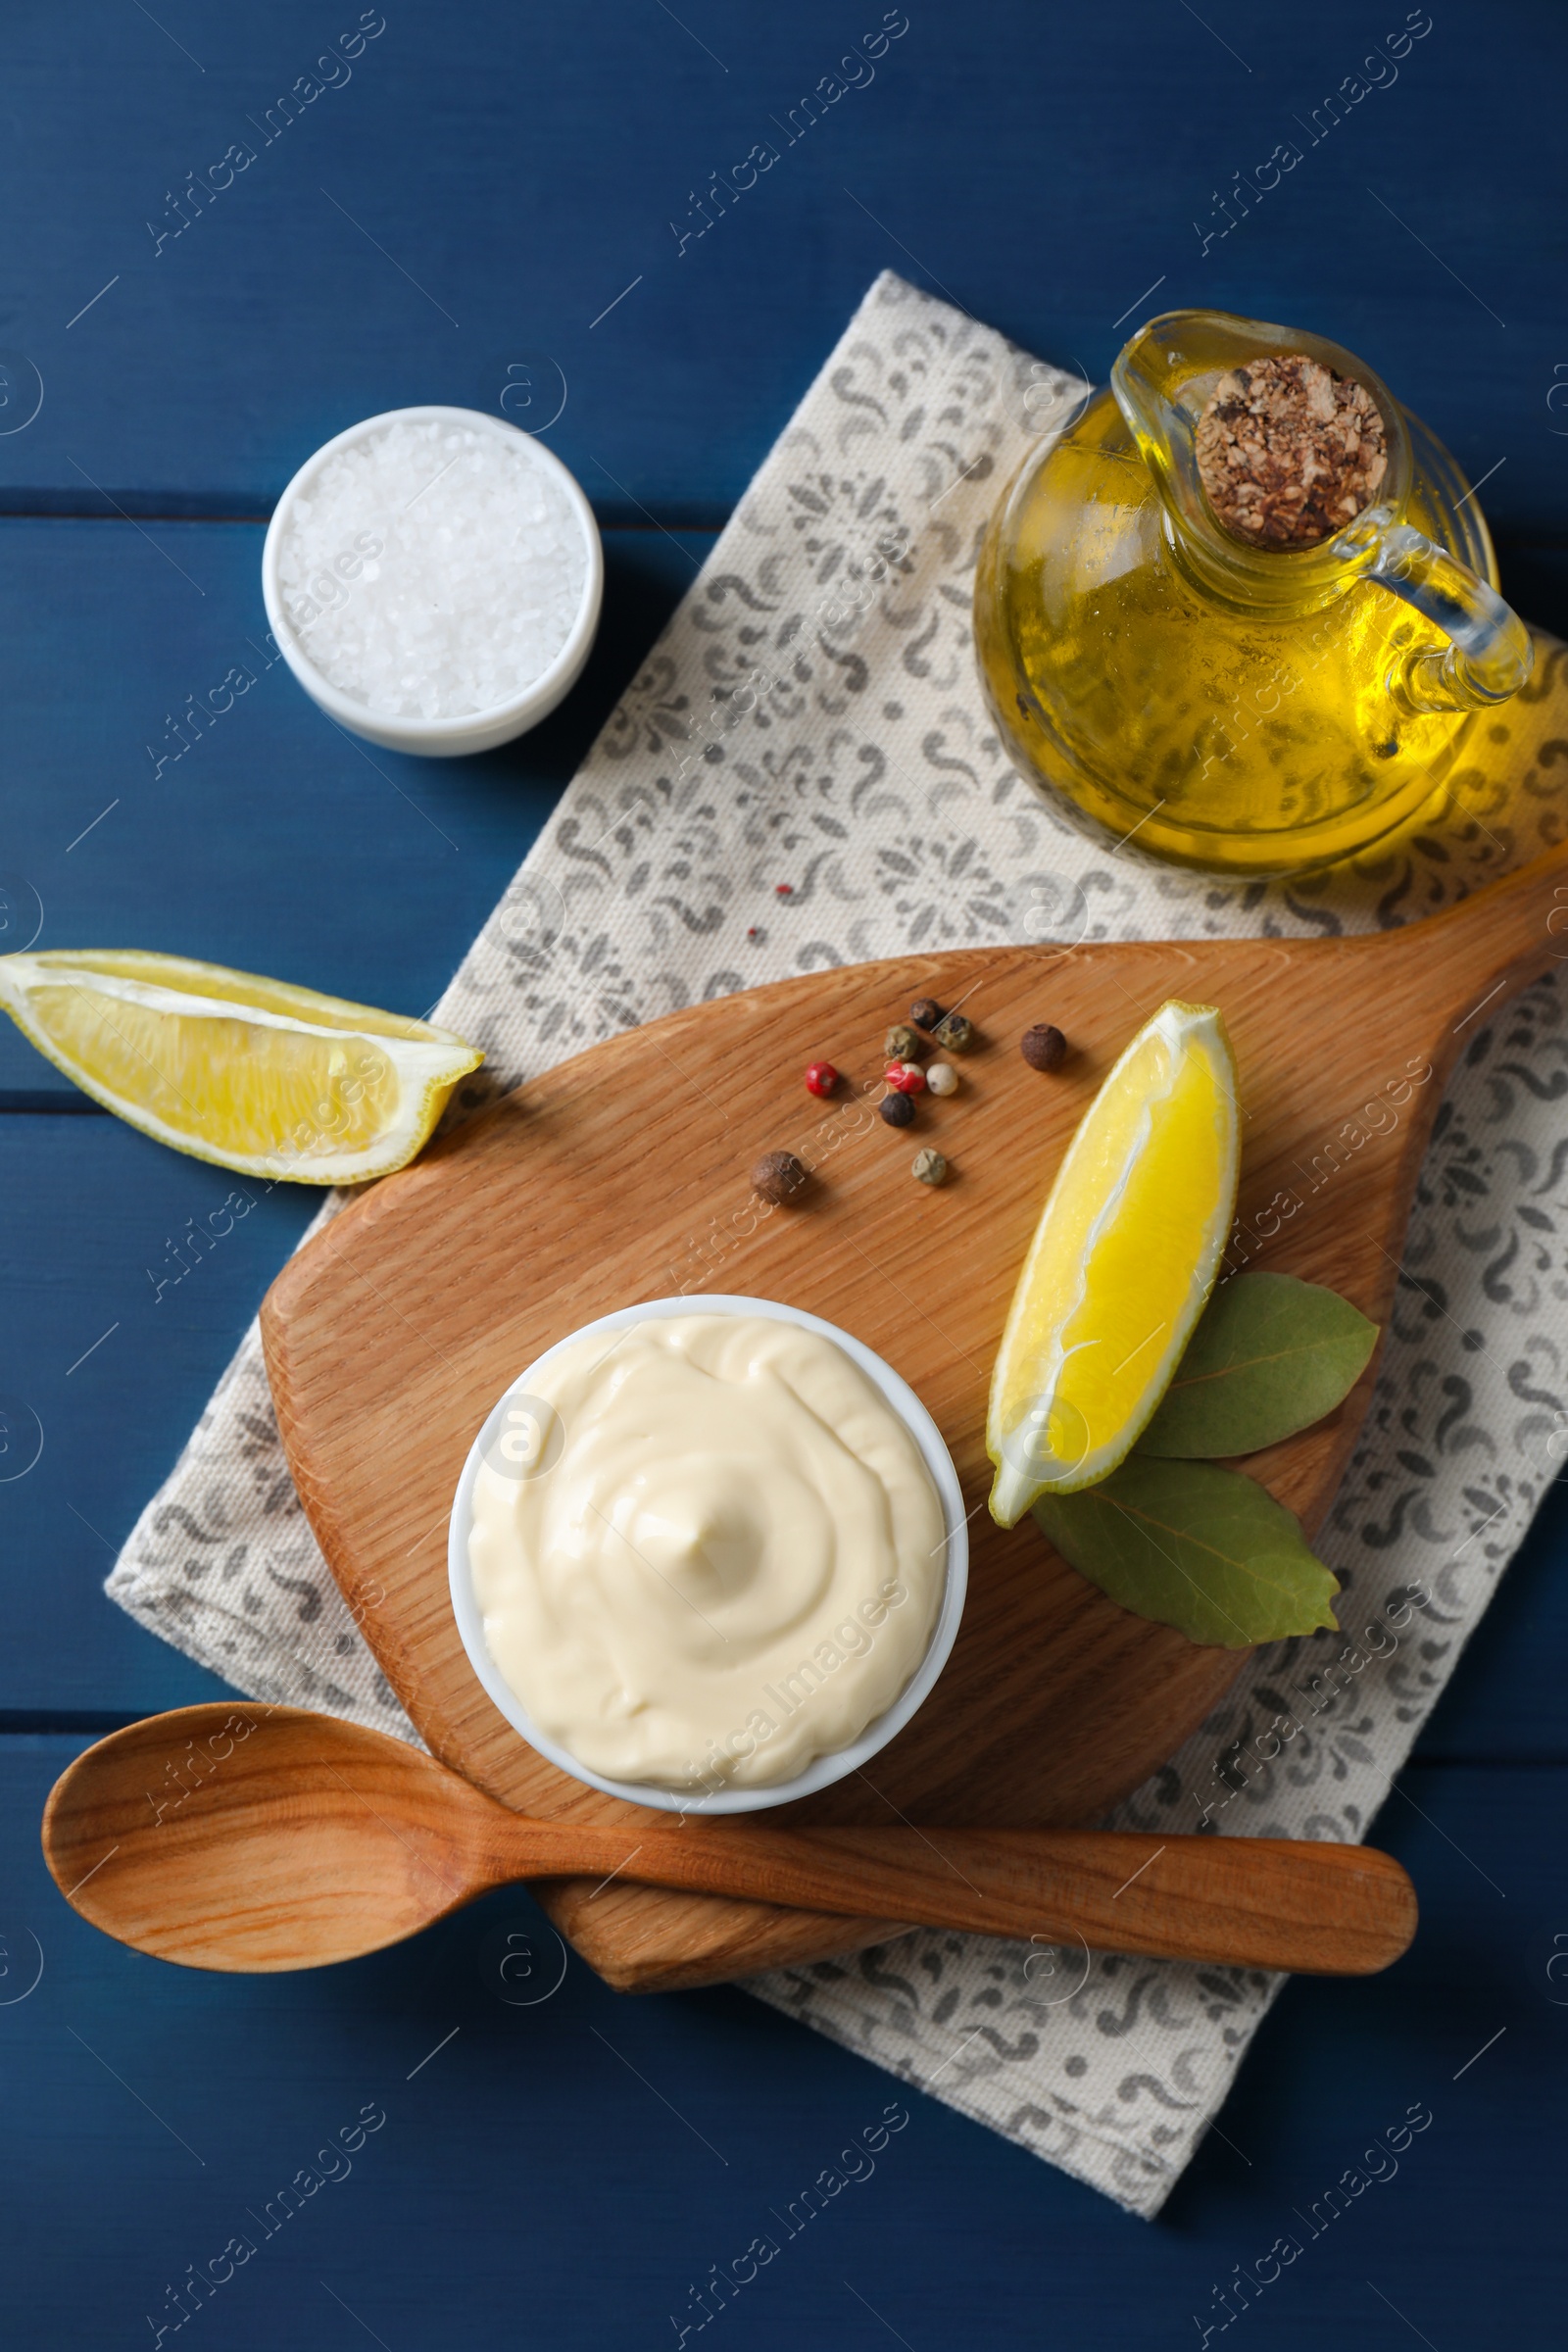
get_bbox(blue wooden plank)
[0,2,1561,535]
[0,1740,1560,2347]
[0,519,709,1102]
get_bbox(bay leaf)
[1032,1454,1340,1648]
[1137,1271,1378,1459]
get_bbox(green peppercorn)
[884,1023,923,1062]
[911,1148,949,1187]
[933,1010,974,1053]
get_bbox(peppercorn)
[911,1148,949,1187]
[883,1061,926,1095]
[933,1010,974,1053]
[752,1150,808,1203]
[925,1061,958,1098]
[879,1091,915,1129]
[804,1060,839,1099]
[909,997,946,1032]
[884,1023,923,1063]
[1020,1023,1067,1072]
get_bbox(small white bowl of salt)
[262,405,603,757]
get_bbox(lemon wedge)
[0,949,482,1185]
[988,999,1239,1525]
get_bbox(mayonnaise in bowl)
[448,1297,967,1814]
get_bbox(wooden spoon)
[42,1703,1415,1977]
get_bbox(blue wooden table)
[3,5,1565,2342]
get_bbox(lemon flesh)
[0,949,482,1184]
[988,999,1239,1525]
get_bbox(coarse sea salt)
[273,419,589,721]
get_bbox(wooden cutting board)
[261,838,1568,1992]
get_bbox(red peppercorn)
[884,1061,926,1095]
[805,1060,839,1098]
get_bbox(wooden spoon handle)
[506,1823,1415,1976]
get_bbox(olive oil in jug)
[973,311,1532,877]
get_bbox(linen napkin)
[108,270,1568,2216]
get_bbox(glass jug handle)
[1341,518,1535,715]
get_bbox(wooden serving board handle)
[263,826,1568,1994]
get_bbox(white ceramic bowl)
[261,404,603,759]
[448,1295,969,1815]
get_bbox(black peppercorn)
[1020,1023,1067,1072]
[752,1150,808,1203]
[909,997,946,1032]
[879,1091,915,1128]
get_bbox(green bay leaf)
[1032,1454,1340,1648]
[1137,1271,1378,1459]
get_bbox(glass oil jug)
[973,311,1534,877]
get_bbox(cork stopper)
[1194,354,1388,549]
